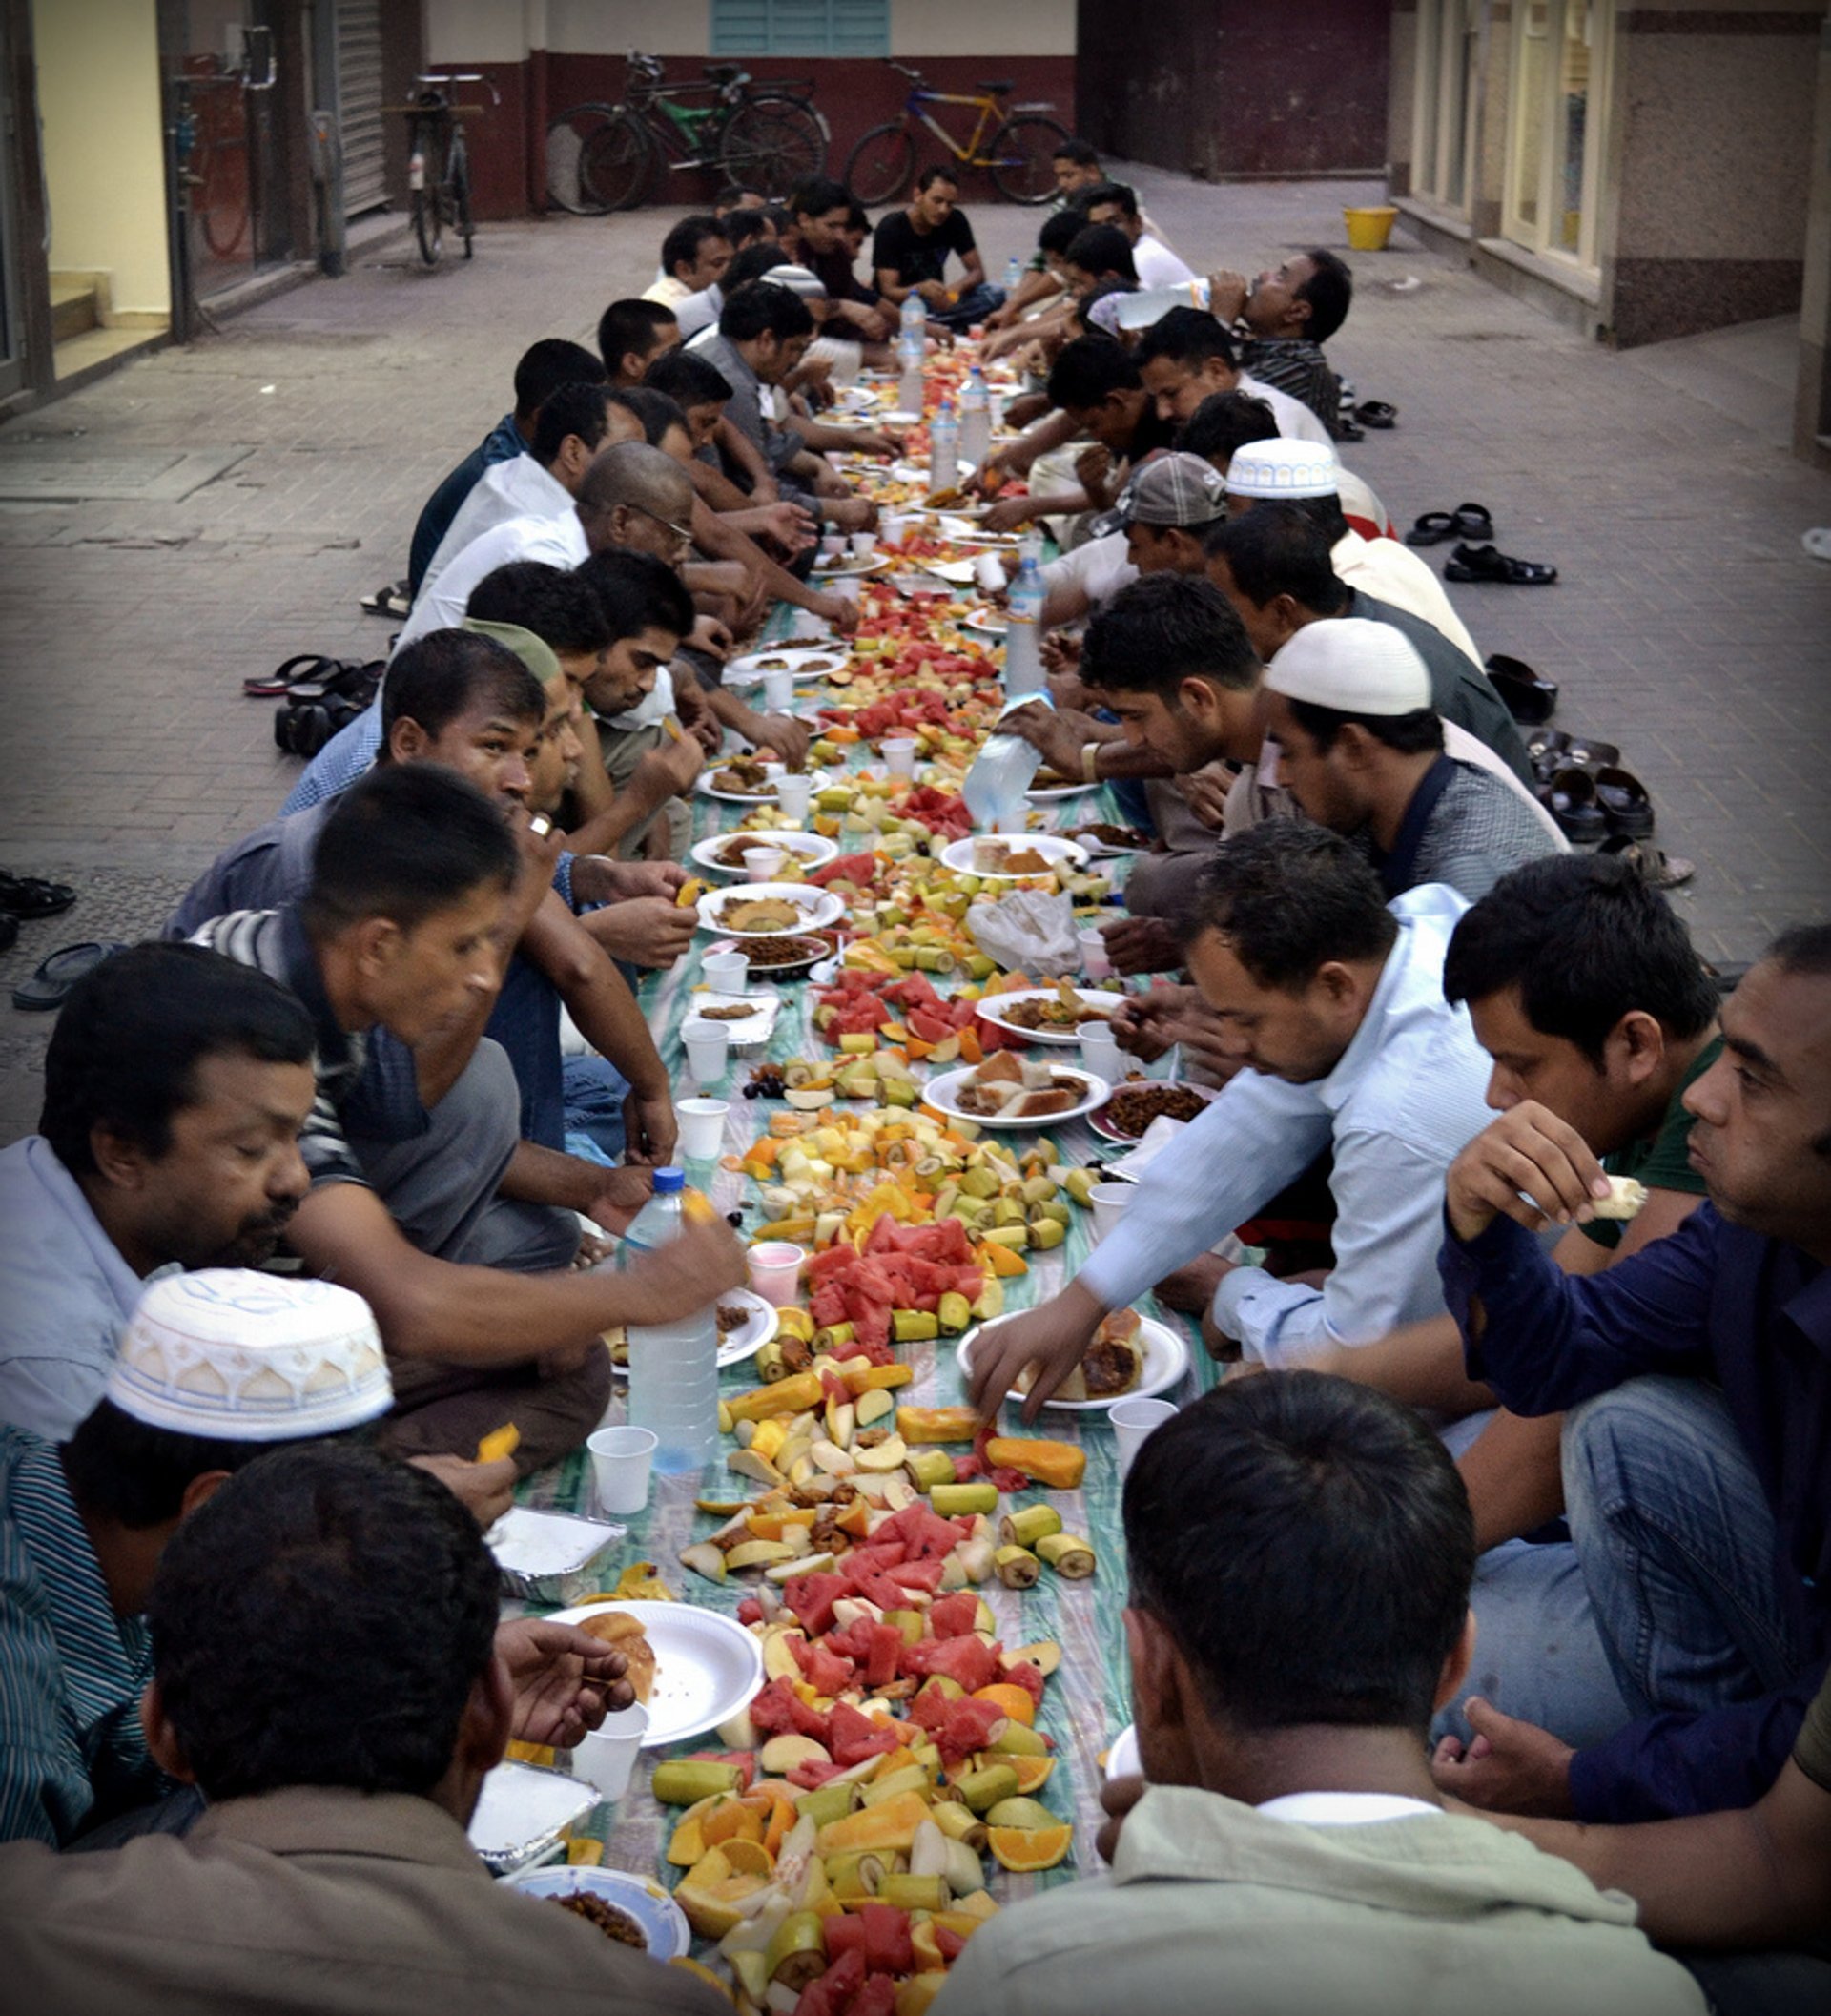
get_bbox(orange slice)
[1009,1755,1056,1795]
[988,1821,1073,1872]
[972,1682,1037,1727]
[716,1836,776,1878]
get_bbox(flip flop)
[1562,733,1620,771]
[11,940,128,1012]
[1594,765,1656,837]
[1484,653,1558,726]
[1406,511,1459,547]
[1446,542,1556,585]
[1452,503,1495,541]
[1540,768,1607,842]
[360,581,413,618]
[1600,835,1693,888]
[0,873,77,918]
[242,653,338,699]
[1356,401,1397,429]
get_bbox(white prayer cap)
[763,264,828,301]
[1266,618,1432,716]
[1225,437,1340,499]
[106,1270,392,1442]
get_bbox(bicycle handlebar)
[886,59,925,83]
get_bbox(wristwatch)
[1081,742,1101,786]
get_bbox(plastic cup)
[1109,1396,1177,1479]
[879,511,908,548]
[743,845,786,880]
[774,774,813,821]
[882,737,917,779]
[974,551,1006,594]
[587,1424,656,1516]
[1080,1024,1123,1083]
[747,1240,809,1308]
[1078,927,1114,982]
[676,1097,729,1160]
[818,534,847,562]
[683,1021,730,1083]
[702,951,749,994]
[572,1701,649,1801]
[1088,1181,1133,1245]
[762,667,794,712]
[850,531,878,558]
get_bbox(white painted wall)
[426,0,1075,60]
[32,0,171,315]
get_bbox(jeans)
[930,281,1006,331]
[1562,1375,1807,1720]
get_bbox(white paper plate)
[508,1865,691,1960]
[890,459,974,485]
[1025,778,1099,802]
[921,1063,1109,1129]
[690,830,839,878]
[682,990,781,1050]
[1104,1723,1142,1781]
[695,769,836,806]
[544,1599,766,1748]
[725,647,850,687]
[916,558,982,586]
[963,606,1007,637]
[702,934,834,978]
[878,407,921,425]
[1089,1080,1219,1143]
[958,1313,1190,1410]
[936,516,1024,547]
[609,1286,778,1377]
[696,881,845,937]
[940,835,1087,878]
[809,552,891,579]
[975,988,1129,1045]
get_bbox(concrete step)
[50,276,100,343]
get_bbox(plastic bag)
[966,888,1080,977]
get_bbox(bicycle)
[393,72,498,266]
[843,62,1069,208]
[545,52,827,215]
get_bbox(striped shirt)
[0,1430,160,1844]
[1237,336,1343,438]
[1367,756,1557,905]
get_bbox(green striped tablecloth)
[516,572,1223,1928]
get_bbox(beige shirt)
[0,1785,726,2016]
[1332,529,1482,667]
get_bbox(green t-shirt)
[1578,1037,1721,1249]
[1794,1666,1831,1791]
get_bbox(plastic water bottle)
[619,1168,720,1474]
[1001,555,1044,698]
[897,292,926,413]
[957,366,991,473]
[899,291,925,348]
[1002,254,1022,294]
[929,398,959,494]
[1115,279,1212,331]
[963,692,1051,833]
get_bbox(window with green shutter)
[710,0,891,58]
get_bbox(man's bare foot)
[1154,1254,1229,1315]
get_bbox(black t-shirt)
[873,207,976,289]
[1125,404,1178,461]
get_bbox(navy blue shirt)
[1441,1203,1831,1822]
[407,413,528,597]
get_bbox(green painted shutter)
[710,0,890,57]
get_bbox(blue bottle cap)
[652,1167,686,1192]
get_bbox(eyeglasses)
[628,503,694,551]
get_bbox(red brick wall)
[448,51,1078,220]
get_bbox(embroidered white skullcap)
[1224,436,1340,499]
[763,263,828,301]
[1265,618,1432,716]
[107,1270,392,1441]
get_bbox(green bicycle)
[546,52,828,215]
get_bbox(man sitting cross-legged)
[188,764,744,1467]
[967,823,1496,1408]
[933,1375,1702,2016]
[0,1438,725,2013]
[871,166,1004,332]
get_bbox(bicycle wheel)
[718,95,826,195]
[844,122,916,208]
[988,115,1072,204]
[579,110,656,213]
[451,142,474,258]
[545,101,622,214]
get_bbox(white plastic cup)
[587,1424,657,1515]
[747,1240,809,1308]
[702,951,749,994]
[573,1700,649,1801]
[1078,926,1114,982]
[1080,1024,1123,1083]
[683,1021,730,1083]
[880,511,908,548]
[1109,1396,1177,1479]
[762,668,794,712]
[819,533,847,562]
[882,736,917,779]
[774,774,813,821]
[1088,1181,1133,1245]
[974,550,1005,594]
[850,531,877,558]
[676,1097,729,1160]
[744,845,786,880]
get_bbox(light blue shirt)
[0,1140,169,1440]
[1077,887,1492,1362]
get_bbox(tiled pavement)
[1,168,1827,1142]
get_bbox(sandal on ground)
[1540,768,1608,842]
[1600,834,1693,888]
[360,580,412,618]
[0,873,77,918]
[1594,765,1656,837]
[11,940,128,1012]
[243,653,341,699]
[1561,732,1620,770]
[1451,503,1494,541]
[1446,541,1556,585]
[1484,653,1558,725]
[1803,528,1831,563]
[1405,511,1459,547]
[1356,401,1397,429]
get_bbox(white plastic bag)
[966,888,1080,977]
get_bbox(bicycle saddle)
[708,63,742,81]
[977,79,1015,95]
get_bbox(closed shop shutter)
[337,0,386,216]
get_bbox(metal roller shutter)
[337,0,386,217]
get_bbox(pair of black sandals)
[0,877,133,1010]
[1525,729,1688,882]
[245,655,385,759]
[1406,503,1557,585]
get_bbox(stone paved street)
[1,166,1827,1141]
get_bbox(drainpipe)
[525,0,548,213]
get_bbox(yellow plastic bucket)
[1343,206,1398,252]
